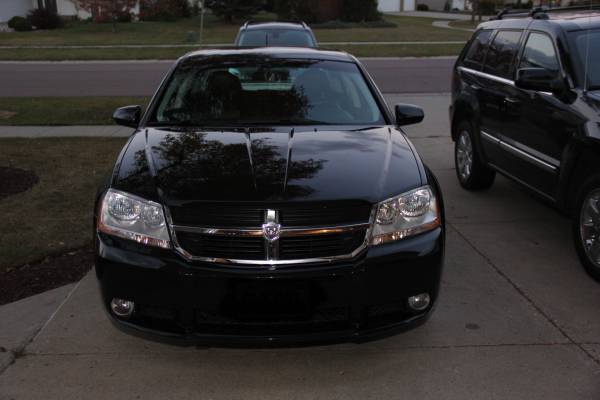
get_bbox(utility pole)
[199,0,205,45]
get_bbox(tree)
[273,0,318,23]
[205,0,263,22]
[74,0,137,24]
[341,0,381,22]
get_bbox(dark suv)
[450,7,600,280]
[235,21,317,48]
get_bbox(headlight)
[97,189,171,249]
[370,186,441,246]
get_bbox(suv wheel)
[573,178,600,281]
[454,120,495,190]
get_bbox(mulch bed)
[0,246,93,306]
[0,166,39,200]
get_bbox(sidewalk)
[0,125,133,138]
[387,10,483,20]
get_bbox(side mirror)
[113,105,141,128]
[515,68,565,94]
[395,104,424,126]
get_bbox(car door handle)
[504,97,520,105]
[470,84,481,92]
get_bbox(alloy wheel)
[580,188,600,268]
[456,130,474,182]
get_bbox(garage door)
[378,0,400,12]
[1,0,31,23]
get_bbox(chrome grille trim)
[170,223,371,237]
[165,206,376,267]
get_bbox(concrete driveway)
[1,94,599,399]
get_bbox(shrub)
[7,16,33,31]
[273,0,319,23]
[341,0,381,22]
[417,3,430,11]
[206,0,263,22]
[27,8,63,29]
[140,0,191,21]
[479,0,496,15]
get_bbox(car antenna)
[583,0,593,94]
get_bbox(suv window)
[519,32,559,73]
[483,30,523,79]
[238,29,314,47]
[463,30,493,69]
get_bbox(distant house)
[378,0,416,12]
[1,0,92,23]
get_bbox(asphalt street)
[1,92,600,399]
[0,57,456,97]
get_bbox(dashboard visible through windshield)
[148,59,386,127]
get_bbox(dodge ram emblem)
[262,222,281,242]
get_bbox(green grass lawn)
[0,97,149,125]
[0,138,127,270]
[0,14,471,60]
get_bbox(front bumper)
[95,227,444,346]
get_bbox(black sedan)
[95,47,445,344]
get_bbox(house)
[378,0,416,12]
[1,0,92,23]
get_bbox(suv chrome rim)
[456,130,473,181]
[580,188,600,267]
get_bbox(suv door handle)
[504,97,520,105]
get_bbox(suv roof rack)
[242,20,308,29]
[492,4,600,20]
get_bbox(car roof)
[479,12,600,32]
[179,46,354,63]
[241,21,309,31]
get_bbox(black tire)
[454,120,496,190]
[572,176,600,282]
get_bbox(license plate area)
[223,280,315,322]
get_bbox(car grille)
[279,230,366,260]
[169,201,373,264]
[169,202,372,227]
[176,232,265,260]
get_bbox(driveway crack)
[450,222,600,366]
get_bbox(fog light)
[408,293,430,311]
[110,298,135,318]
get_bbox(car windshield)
[148,59,386,126]
[570,29,600,90]
[238,29,314,47]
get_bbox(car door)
[476,30,524,169]
[499,31,572,197]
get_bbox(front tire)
[454,120,495,190]
[573,177,600,282]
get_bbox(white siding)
[377,0,415,12]
[56,0,91,18]
[403,0,415,11]
[378,0,401,12]
[0,0,31,22]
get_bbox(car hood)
[113,126,424,205]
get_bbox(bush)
[27,8,63,29]
[417,4,430,11]
[479,0,496,15]
[341,0,381,22]
[206,0,263,22]
[273,0,319,23]
[7,16,33,31]
[140,0,191,21]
